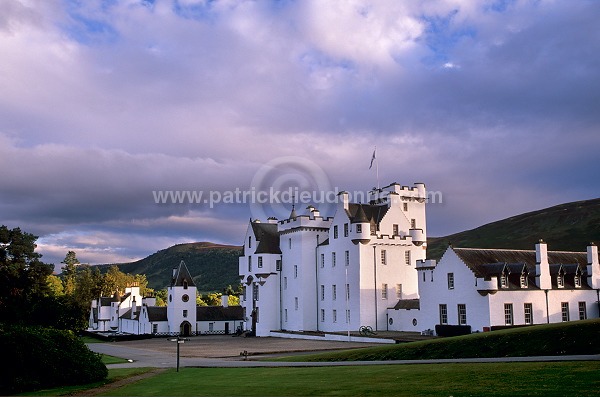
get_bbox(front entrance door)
[180,321,192,336]
[225,322,230,335]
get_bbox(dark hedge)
[0,324,107,394]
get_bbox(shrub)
[435,324,472,337]
[0,324,108,394]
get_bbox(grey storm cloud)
[1,0,599,266]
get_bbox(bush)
[435,324,472,337]
[0,324,108,395]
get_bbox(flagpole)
[375,147,380,190]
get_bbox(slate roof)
[119,308,140,320]
[251,222,281,254]
[100,297,113,306]
[346,203,388,226]
[197,305,244,321]
[393,299,420,310]
[171,260,196,287]
[452,247,588,279]
[147,306,168,322]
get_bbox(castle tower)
[167,261,197,336]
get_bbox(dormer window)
[500,272,508,288]
[557,273,565,288]
[520,273,528,288]
[183,280,188,289]
[575,273,582,288]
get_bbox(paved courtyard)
[98,334,380,358]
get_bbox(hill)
[427,198,600,260]
[97,242,242,292]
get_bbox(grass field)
[101,354,130,365]
[274,319,600,362]
[17,368,155,396]
[79,335,106,343]
[99,362,600,396]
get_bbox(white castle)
[239,182,600,337]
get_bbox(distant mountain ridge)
[100,198,600,292]
[97,242,242,292]
[426,198,600,260]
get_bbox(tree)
[155,289,167,306]
[0,226,53,325]
[61,251,80,295]
[47,275,64,296]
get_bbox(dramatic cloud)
[1,0,598,267]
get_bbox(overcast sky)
[2,0,599,269]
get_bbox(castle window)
[345,284,350,300]
[381,250,387,265]
[253,284,259,301]
[333,310,337,323]
[152,324,158,334]
[561,302,570,322]
[321,309,325,322]
[439,304,448,325]
[405,251,411,265]
[393,224,399,235]
[403,203,408,211]
[345,251,349,266]
[457,304,467,325]
[284,309,288,322]
[396,284,402,299]
[320,285,325,301]
[381,284,388,299]
[356,224,362,233]
[346,309,351,324]
[283,277,287,290]
[289,238,292,249]
[344,223,349,237]
[320,254,325,268]
[334,225,338,239]
[332,252,336,267]
[294,297,298,310]
[209,322,214,331]
[579,302,587,320]
[183,310,188,318]
[294,265,298,278]
[248,236,252,248]
[183,280,188,289]
[182,294,189,302]
[411,219,416,229]
[524,303,533,325]
[258,257,263,268]
[504,303,514,325]
[332,285,337,300]
[447,273,454,290]
[248,256,252,272]
[276,260,282,271]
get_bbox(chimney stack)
[587,243,599,289]
[221,295,229,307]
[536,240,551,289]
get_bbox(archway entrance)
[180,321,192,336]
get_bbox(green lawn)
[99,362,600,396]
[275,319,600,362]
[101,354,130,365]
[79,335,106,343]
[17,367,155,396]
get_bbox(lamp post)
[168,336,189,372]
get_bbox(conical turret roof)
[171,260,196,287]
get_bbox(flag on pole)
[369,148,376,169]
